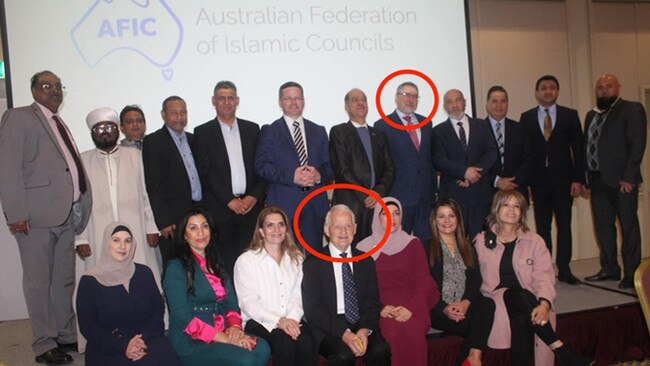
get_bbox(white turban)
[86,107,119,130]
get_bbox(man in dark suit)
[433,88,498,239]
[329,88,394,243]
[255,81,332,251]
[374,81,436,242]
[302,204,391,366]
[520,75,584,284]
[0,70,92,364]
[143,96,202,265]
[583,74,647,289]
[484,86,533,201]
[194,81,267,276]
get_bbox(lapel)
[162,126,190,179]
[323,260,339,313]
[528,109,546,142]
[192,262,219,303]
[278,117,300,162]
[443,118,464,151]
[210,119,231,175]
[32,103,67,160]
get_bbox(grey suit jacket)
[0,102,92,233]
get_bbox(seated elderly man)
[301,204,391,366]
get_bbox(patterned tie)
[340,253,360,325]
[403,115,420,151]
[52,115,87,194]
[496,121,504,165]
[292,121,308,166]
[457,122,467,150]
[543,108,552,141]
[134,140,143,150]
[587,113,605,171]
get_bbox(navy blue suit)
[255,117,332,251]
[374,111,436,241]
[433,117,498,238]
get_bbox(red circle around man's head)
[375,69,439,131]
[293,183,391,263]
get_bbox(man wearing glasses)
[0,70,93,365]
[375,82,437,242]
[119,105,147,150]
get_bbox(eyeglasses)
[92,124,117,133]
[123,118,145,125]
[37,83,65,92]
[398,92,419,100]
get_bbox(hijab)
[85,222,136,291]
[357,197,417,260]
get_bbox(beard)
[596,96,617,111]
[92,133,117,150]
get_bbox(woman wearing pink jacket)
[474,190,593,366]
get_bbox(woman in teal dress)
[163,206,271,366]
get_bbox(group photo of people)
[0,68,645,366]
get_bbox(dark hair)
[429,198,474,268]
[119,105,146,125]
[171,206,227,295]
[30,70,56,89]
[535,75,559,91]
[486,85,508,102]
[162,95,185,112]
[278,81,303,99]
[214,80,237,94]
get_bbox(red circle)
[375,69,439,130]
[293,183,391,263]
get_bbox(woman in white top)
[234,207,314,366]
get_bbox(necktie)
[496,121,504,165]
[543,108,552,141]
[292,121,307,166]
[134,140,143,150]
[403,115,420,151]
[457,122,467,150]
[340,253,360,325]
[587,113,605,171]
[52,115,87,194]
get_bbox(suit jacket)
[485,117,533,198]
[433,117,498,205]
[0,102,92,233]
[584,99,647,188]
[520,105,585,186]
[374,111,436,207]
[255,117,332,217]
[194,118,267,222]
[329,121,395,213]
[143,126,195,229]
[302,247,382,348]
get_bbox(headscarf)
[85,222,136,291]
[86,107,119,130]
[357,196,417,260]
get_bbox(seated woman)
[234,206,314,366]
[76,222,180,366]
[163,206,271,366]
[357,197,439,366]
[428,198,495,366]
[474,190,594,366]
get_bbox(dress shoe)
[554,345,595,366]
[618,278,634,289]
[558,273,580,285]
[584,270,620,282]
[35,348,72,365]
[56,342,78,353]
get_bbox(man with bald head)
[433,88,498,238]
[330,89,394,242]
[583,74,647,289]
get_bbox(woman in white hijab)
[76,222,179,366]
[357,197,439,366]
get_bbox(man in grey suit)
[0,71,92,365]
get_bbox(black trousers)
[214,207,260,278]
[503,288,558,366]
[319,331,391,366]
[431,294,495,366]
[245,319,315,366]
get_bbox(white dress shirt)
[218,118,247,195]
[328,243,354,315]
[451,114,470,142]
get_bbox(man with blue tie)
[374,82,436,242]
[302,204,391,366]
[255,81,332,251]
[433,89,498,239]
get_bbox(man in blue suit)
[255,81,332,251]
[433,89,498,239]
[374,82,436,241]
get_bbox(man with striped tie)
[255,81,333,252]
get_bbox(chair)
[634,258,650,334]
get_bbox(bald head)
[443,89,466,120]
[595,74,621,111]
